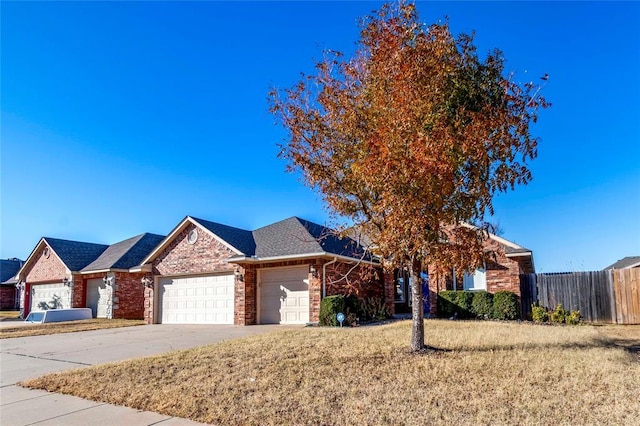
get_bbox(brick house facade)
[16,234,162,319]
[394,232,535,316]
[142,216,389,325]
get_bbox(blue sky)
[1,1,639,272]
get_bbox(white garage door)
[31,283,70,311]
[159,274,234,324]
[260,266,309,324]
[86,278,110,318]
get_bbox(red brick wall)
[153,224,236,276]
[24,246,67,283]
[0,286,16,310]
[71,273,84,308]
[324,262,384,299]
[81,272,146,320]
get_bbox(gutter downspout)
[322,257,338,299]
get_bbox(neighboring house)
[16,234,164,319]
[393,230,535,315]
[603,256,640,270]
[0,258,24,310]
[140,216,390,325]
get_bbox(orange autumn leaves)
[269,2,548,273]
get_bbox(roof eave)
[78,268,130,275]
[228,252,379,266]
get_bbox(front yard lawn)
[22,320,640,425]
[0,319,145,339]
[0,310,21,320]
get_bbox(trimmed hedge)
[492,291,520,320]
[319,295,346,326]
[437,290,518,320]
[471,291,494,319]
[437,291,460,319]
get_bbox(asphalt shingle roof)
[189,216,369,261]
[191,217,256,255]
[253,217,368,259]
[1,258,23,284]
[45,238,109,272]
[604,256,640,270]
[82,233,165,271]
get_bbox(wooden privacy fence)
[519,269,640,324]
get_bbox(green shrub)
[437,291,459,318]
[492,291,519,320]
[550,304,567,324]
[319,295,346,326]
[565,310,581,325]
[454,291,475,319]
[531,303,549,323]
[471,291,493,319]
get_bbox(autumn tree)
[269,2,548,350]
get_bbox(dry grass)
[0,310,20,319]
[0,319,145,339]
[22,320,640,425]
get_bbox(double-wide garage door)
[30,283,70,312]
[159,274,234,324]
[260,266,309,324]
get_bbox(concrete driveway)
[1,324,296,425]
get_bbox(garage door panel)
[160,274,234,324]
[260,266,309,324]
[31,283,70,312]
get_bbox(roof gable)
[82,233,165,272]
[45,238,109,271]
[190,217,255,255]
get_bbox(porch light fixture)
[63,277,73,288]
[234,266,244,282]
[103,272,115,286]
[15,282,25,291]
[141,275,154,288]
[309,264,318,278]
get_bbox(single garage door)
[260,266,309,324]
[31,283,70,311]
[159,274,234,324]
[86,278,110,318]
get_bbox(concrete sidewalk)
[1,324,294,425]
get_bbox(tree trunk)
[410,261,425,351]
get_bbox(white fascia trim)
[228,252,379,266]
[79,268,129,275]
[128,264,153,273]
[505,251,532,258]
